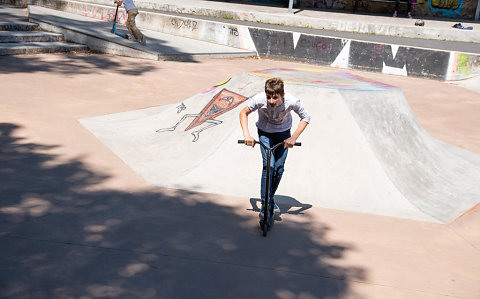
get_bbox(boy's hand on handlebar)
[284,136,297,148]
[244,136,255,147]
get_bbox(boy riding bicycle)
[239,78,310,217]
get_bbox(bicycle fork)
[263,146,273,232]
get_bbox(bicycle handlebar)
[237,140,301,147]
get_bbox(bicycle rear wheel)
[262,198,270,237]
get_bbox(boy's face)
[267,93,284,108]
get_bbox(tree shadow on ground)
[0,122,366,298]
[0,53,158,75]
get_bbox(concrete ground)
[1,53,479,298]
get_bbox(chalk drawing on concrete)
[201,78,231,94]
[176,102,186,114]
[156,89,248,142]
[249,68,393,91]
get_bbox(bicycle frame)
[238,139,301,236]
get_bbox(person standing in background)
[114,0,146,45]
[393,0,413,18]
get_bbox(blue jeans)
[258,129,291,203]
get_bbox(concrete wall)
[23,0,480,79]
[247,27,480,79]
[45,0,479,43]
[5,0,479,19]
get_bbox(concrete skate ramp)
[80,68,480,223]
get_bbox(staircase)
[0,6,88,55]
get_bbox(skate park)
[1,1,480,298]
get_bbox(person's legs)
[393,0,400,16]
[126,9,146,44]
[270,130,291,198]
[259,132,273,204]
[258,129,290,215]
[126,9,138,40]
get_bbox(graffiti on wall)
[457,54,471,76]
[156,89,247,142]
[350,41,451,79]
[81,4,126,24]
[455,54,480,78]
[170,18,198,31]
[429,0,463,16]
[248,28,454,79]
[350,0,472,18]
[431,0,460,9]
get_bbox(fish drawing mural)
[156,89,248,142]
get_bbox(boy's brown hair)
[265,78,284,96]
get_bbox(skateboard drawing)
[156,89,248,142]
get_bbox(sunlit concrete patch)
[84,234,103,243]
[0,196,54,217]
[84,225,108,233]
[85,284,125,297]
[119,263,150,277]
[80,68,480,223]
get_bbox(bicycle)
[238,139,301,237]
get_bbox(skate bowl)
[80,68,480,223]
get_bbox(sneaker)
[259,202,265,218]
[259,201,281,218]
[272,202,281,215]
[392,12,397,17]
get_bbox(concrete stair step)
[0,42,88,55]
[0,21,39,31]
[0,31,64,42]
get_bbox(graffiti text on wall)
[429,0,462,17]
